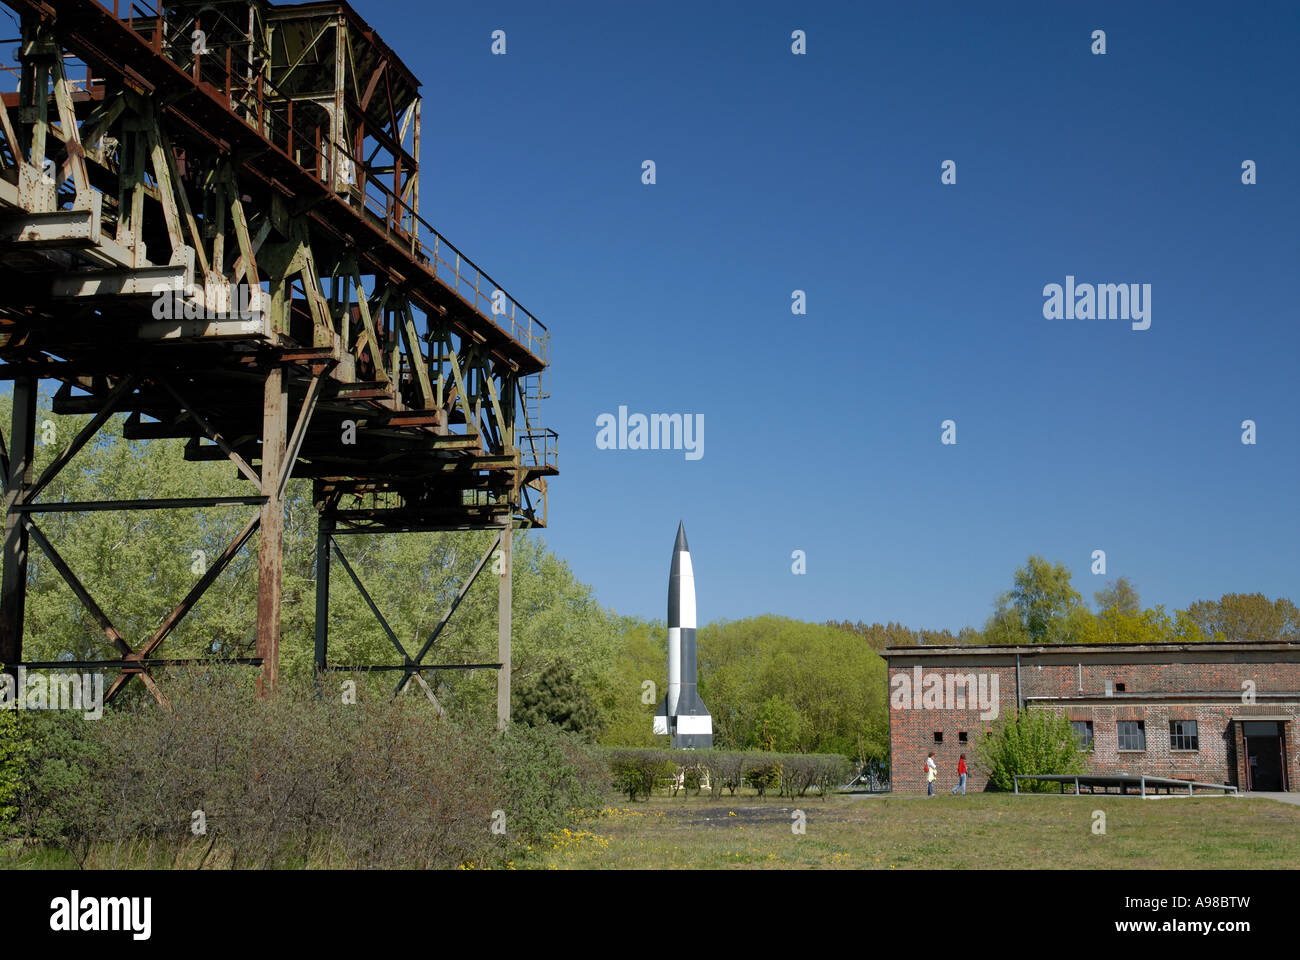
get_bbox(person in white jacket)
[925,751,937,796]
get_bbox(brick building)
[880,642,1300,794]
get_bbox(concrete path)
[1248,792,1300,807]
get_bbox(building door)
[1242,721,1287,792]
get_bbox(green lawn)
[6,791,1296,870]
[530,792,1300,869]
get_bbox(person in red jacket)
[950,754,967,795]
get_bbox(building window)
[933,731,943,743]
[1114,683,1126,693]
[1071,721,1094,751]
[1117,720,1145,751]
[958,731,968,743]
[1170,720,1199,751]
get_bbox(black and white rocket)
[653,521,713,748]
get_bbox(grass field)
[531,792,1300,869]
[6,791,1297,870]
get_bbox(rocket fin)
[653,694,670,736]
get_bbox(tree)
[1093,576,1140,616]
[692,616,888,760]
[983,555,1086,644]
[1184,593,1300,644]
[982,596,1029,646]
[511,661,602,739]
[0,712,30,834]
[974,708,1087,792]
[755,695,803,752]
[1009,555,1084,642]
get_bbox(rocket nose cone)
[674,521,689,553]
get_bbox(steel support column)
[497,521,511,730]
[314,509,332,679]
[0,375,36,674]
[256,366,287,694]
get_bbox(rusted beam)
[256,365,287,695]
[159,378,261,486]
[0,375,35,674]
[26,374,139,504]
[497,521,512,730]
[277,373,321,500]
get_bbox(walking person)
[951,754,967,795]
[925,751,937,796]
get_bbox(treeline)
[832,555,1297,648]
[598,615,888,762]
[827,621,981,650]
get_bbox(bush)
[703,751,746,797]
[743,757,781,798]
[975,707,1087,792]
[11,667,605,868]
[608,749,676,801]
[0,709,31,836]
[494,722,603,841]
[14,711,107,864]
[813,755,851,797]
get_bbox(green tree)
[984,555,1085,644]
[1009,555,1083,642]
[974,707,1087,792]
[1183,593,1300,644]
[0,711,30,833]
[694,616,887,761]
[755,695,803,752]
[512,661,602,739]
[1093,576,1140,616]
[598,616,667,748]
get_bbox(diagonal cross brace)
[330,537,411,664]
[26,374,140,505]
[22,506,261,706]
[22,517,169,707]
[159,378,261,486]
[396,530,502,695]
[277,374,322,501]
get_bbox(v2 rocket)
[654,522,713,748]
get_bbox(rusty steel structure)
[0,0,555,725]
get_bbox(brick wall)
[884,646,1300,794]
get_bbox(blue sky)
[365,2,1297,630]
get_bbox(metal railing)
[519,428,557,472]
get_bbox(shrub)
[743,757,781,798]
[608,749,675,801]
[12,667,604,868]
[812,755,851,798]
[0,709,31,836]
[493,722,603,842]
[975,707,1087,792]
[705,751,747,797]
